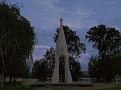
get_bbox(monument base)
[30,82,93,87]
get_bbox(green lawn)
[4,82,33,90]
[97,85,121,90]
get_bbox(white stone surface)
[51,18,73,83]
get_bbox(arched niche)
[59,55,65,82]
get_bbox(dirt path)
[33,83,120,90]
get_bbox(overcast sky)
[4,0,121,71]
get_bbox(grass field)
[4,82,33,90]
[97,85,121,90]
[3,82,121,90]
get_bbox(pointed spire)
[60,17,63,26]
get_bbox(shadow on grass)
[4,81,33,90]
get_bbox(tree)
[32,48,55,81]
[31,60,40,79]
[69,56,81,81]
[86,24,121,82]
[110,53,121,76]
[110,48,121,76]
[44,47,55,81]
[0,2,36,89]
[32,59,48,81]
[88,55,115,82]
[85,24,121,58]
[88,56,99,82]
[54,25,86,57]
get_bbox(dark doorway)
[59,56,65,82]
